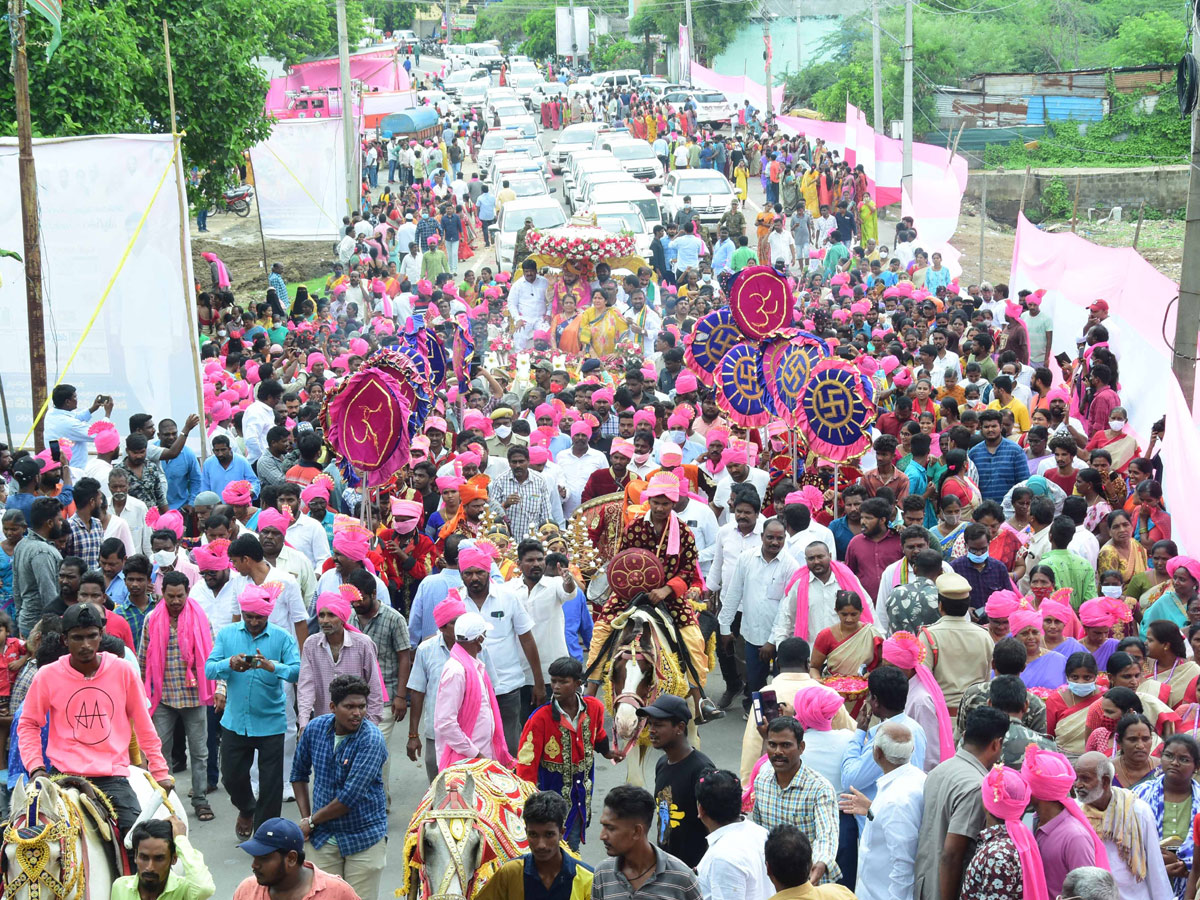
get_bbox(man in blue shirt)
[407,534,467,645]
[291,674,388,900]
[268,263,288,308]
[205,584,300,835]
[155,419,201,515]
[200,436,260,498]
[967,409,1030,501]
[442,204,464,276]
[477,187,497,246]
[711,225,735,276]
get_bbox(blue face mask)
[1067,681,1097,697]
[966,550,989,564]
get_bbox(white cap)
[455,611,493,641]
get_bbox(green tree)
[630,0,749,64]
[1105,11,1187,66]
[521,8,558,58]
[360,0,427,35]
[471,0,529,50]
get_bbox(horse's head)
[610,609,656,742]
[2,777,84,900]
[411,772,484,900]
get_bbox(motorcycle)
[208,184,254,217]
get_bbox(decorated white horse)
[400,758,537,900]
[2,768,188,900]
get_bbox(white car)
[491,137,547,173]
[549,122,610,172]
[576,171,638,212]
[443,68,488,97]
[659,170,737,226]
[415,90,458,117]
[587,202,653,258]
[505,171,554,199]
[459,79,489,109]
[496,115,539,139]
[509,72,548,107]
[495,197,567,273]
[570,159,629,210]
[664,89,733,125]
[598,138,664,187]
[564,149,616,200]
[478,129,529,170]
[530,81,568,109]
[596,181,662,231]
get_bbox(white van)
[595,70,642,90]
[596,181,662,231]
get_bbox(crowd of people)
[0,49,1187,900]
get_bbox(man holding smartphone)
[45,384,113,471]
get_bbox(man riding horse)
[584,471,723,723]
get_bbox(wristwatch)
[865,808,875,822]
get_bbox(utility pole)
[1174,2,1200,407]
[335,0,356,216]
[10,0,48,451]
[683,0,693,82]
[763,13,772,120]
[901,0,913,197]
[871,0,883,132]
[569,0,577,64]
[794,0,802,76]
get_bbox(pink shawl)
[785,561,873,641]
[439,643,514,769]
[201,252,231,289]
[143,598,215,712]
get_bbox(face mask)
[1031,585,1052,601]
[1109,420,1125,432]
[668,430,686,444]
[633,452,651,465]
[966,550,989,564]
[1067,681,1097,697]
[942,511,961,526]
[770,438,785,452]
[494,425,512,439]
[1101,585,1123,598]
[702,274,712,283]
[152,549,176,567]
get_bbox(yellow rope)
[259,141,341,226]
[18,140,182,451]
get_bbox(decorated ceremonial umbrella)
[525,222,648,275]
[684,307,744,386]
[792,358,877,462]
[715,341,773,428]
[762,331,831,425]
[727,265,793,340]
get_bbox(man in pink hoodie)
[19,602,173,836]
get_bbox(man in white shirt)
[336,227,357,265]
[676,487,720,573]
[706,498,764,595]
[780,495,836,559]
[509,259,550,351]
[499,540,576,715]
[45,384,112,471]
[766,541,868,647]
[396,213,418,252]
[242,380,283,465]
[766,217,796,270]
[553,423,607,518]
[719,520,799,707]
[399,242,422,283]
[839,720,926,900]
[815,206,837,246]
[697,770,773,900]
[274,484,331,569]
[711,450,769,523]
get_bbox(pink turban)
[455,450,482,468]
[721,445,749,467]
[985,590,1023,619]
[793,687,844,732]
[850,300,870,315]
[1078,596,1132,629]
[982,766,1050,900]
[257,508,291,535]
[316,590,354,624]
[667,412,690,432]
[222,480,253,506]
[1038,597,1084,639]
[660,446,683,466]
[238,582,281,617]
[1168,556,1200,586]
[830,273,849,286]
[194,539,231,572]
[349,338,370,356]
[390,498,423,532]
[332,526,371,561]
[535,403,557,421]
[892,368,913,388]
[146,508,185,540]
[528,446,550,465]
[896,282,914,297]
[640,362,657,380]
[425,416,448,434]
[89,422,121,455]
[301,480,330,506]
[858,356,879,376]
[592,387,614,404]
[633,410,656,430]
[437,475,465,492]
[434,594,468,628]
[643,470,681,503]
[570,420,592,438]
[706,427,731,448]
[783,485,825,515]
[882,632,956,763]
[674,371,698,394]
[1009,608,1043,636]
[837,287,854,299]
[307,352,327,371]
[1046,387,1070,404]
[458,546,492,573]
[611,439,635,459]
[1005,300,1023,319]
[880,355,900,375]
[1021,746,1109,868]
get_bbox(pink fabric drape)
[143,599,215,712]
[784,561,873,641]
[438,644,514,769]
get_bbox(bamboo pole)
[1133,201,1146,250]
[1071,173,1080,232]
[163,19,209,460]
[1018,164,1032,217]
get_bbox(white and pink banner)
[689,62,785,116]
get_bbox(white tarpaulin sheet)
[0,133,201,444]
[250,117,351,240]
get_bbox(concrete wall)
[966,166,1187,225]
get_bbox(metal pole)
[684,0,694,80]
[335,0,357,216]
[10,0,48,451]
[901,0,913,197]
[162,19,208,460]
[569,0,577,65]
[1173,2,1200,409]
[1018,164,1031,217]
[978,173,987,284]
[871,0,883,133]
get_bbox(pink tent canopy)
[264,49,411,115]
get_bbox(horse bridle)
[610,642,655,756]
[413,785,480,900]
[2,781,87,900]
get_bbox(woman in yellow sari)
[801,167,820,212]
[809,592,881,679]
[645,112,658,143]
[578,293,627,355]
[858,193,878,244]
[1097,509,1148,590]
[733,159,750,202]
[552,292,584,354]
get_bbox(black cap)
[62,603,107,632]
[635,695,692,722]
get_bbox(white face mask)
[152,549,176,568]
[668,430,686,444]
[1101,585,1123,598]
[1109,420,1126,432]
[494,425,512,439]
